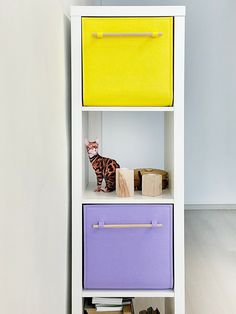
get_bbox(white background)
[102,112,164,169]
[0,0,236,313]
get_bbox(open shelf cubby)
[83,297,175,314]
[82,111,174,203]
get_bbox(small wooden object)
[134,168,168,190]
[142,173,162,197]
[116,168,134,197]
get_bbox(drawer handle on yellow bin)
[92,222,163,229]
[92,32,163,39]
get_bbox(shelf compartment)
[82,111,174,198]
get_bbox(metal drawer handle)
[92,32,163,39]
[93,221,163,229]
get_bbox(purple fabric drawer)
[83,204,173,289]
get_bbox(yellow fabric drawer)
[82,17,173,107]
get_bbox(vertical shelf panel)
[71,15,83,314]
[171,15,186,314]
[164,112,174,197]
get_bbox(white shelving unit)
[71,6,185,314]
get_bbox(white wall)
[100,0,236,205]
[102,112,164,169]
[0,1,71,313]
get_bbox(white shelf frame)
[71,6,186,17]
[82,183,174,204]
[71,6,185,314]
[82,290,175,298]
[82,107,174,112]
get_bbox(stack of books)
[84,297,133,314]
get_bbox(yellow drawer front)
[82,17,173,107]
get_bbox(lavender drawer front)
[83,204,173,289]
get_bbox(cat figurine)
[85,139,120,192]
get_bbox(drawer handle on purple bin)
[92,222,163,229]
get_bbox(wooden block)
[142,173,162,197]
[116,168,134,197]
[134,168,169,190]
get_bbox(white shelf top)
[71,6,186,17]
[81,106,174,112]
[82,183,174,204]
[82,289,175,298]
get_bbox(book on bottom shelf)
[96,306,123,312]
[92,298,123,305]
[84,298,133,314]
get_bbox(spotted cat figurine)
[85,139,120,192]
